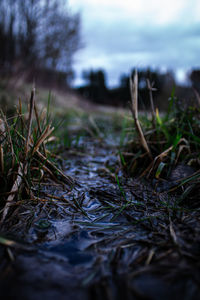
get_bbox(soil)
[0,129,200,300]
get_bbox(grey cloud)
[74,16,200,86]
[85,19,200,55]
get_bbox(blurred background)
[0,0,200,110]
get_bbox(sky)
[68,0,200,87]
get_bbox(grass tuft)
[121,70,200,208]
[0,89,75,223]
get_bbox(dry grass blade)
[89,115,102,137]
[17,98,25,137]
[34,102,47,156]
[0,235,33,250]
[0,144,4,173]
[1,112,15,168]
[0,117,5,142]
[32,124,54,155]
[0,162,25,223]
[169,217,178,246]
[25,88,35,158]
[35,150,75,187]
[0,236,17,247]
[130,71,152,159]
[175,145,190,164]
[146,145,173,178]
[14,127,75,188]
[7,247,15,262]
[40,163,63,184]
[130,70,138,119]
[147,79,156,127]
[145,248,155,265]
[0,88,76,224]
[0,119,6,173]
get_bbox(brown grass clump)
[0,88,75,223]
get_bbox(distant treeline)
[77,68,200,110]
[1,1,200,108]
[0,0,81,86]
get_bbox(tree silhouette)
[190,70,200,94]
[0,0,81,80]
[80,69,108,103]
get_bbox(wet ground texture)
[0,131,200,300]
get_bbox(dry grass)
[0,88,75,223]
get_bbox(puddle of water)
[43,231,94,265]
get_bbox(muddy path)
[0,132,200,300]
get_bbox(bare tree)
[39,0,81,73]
[0,0,81,80]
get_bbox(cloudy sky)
[68,0,200,87]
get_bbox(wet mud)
[0,134,200,300]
